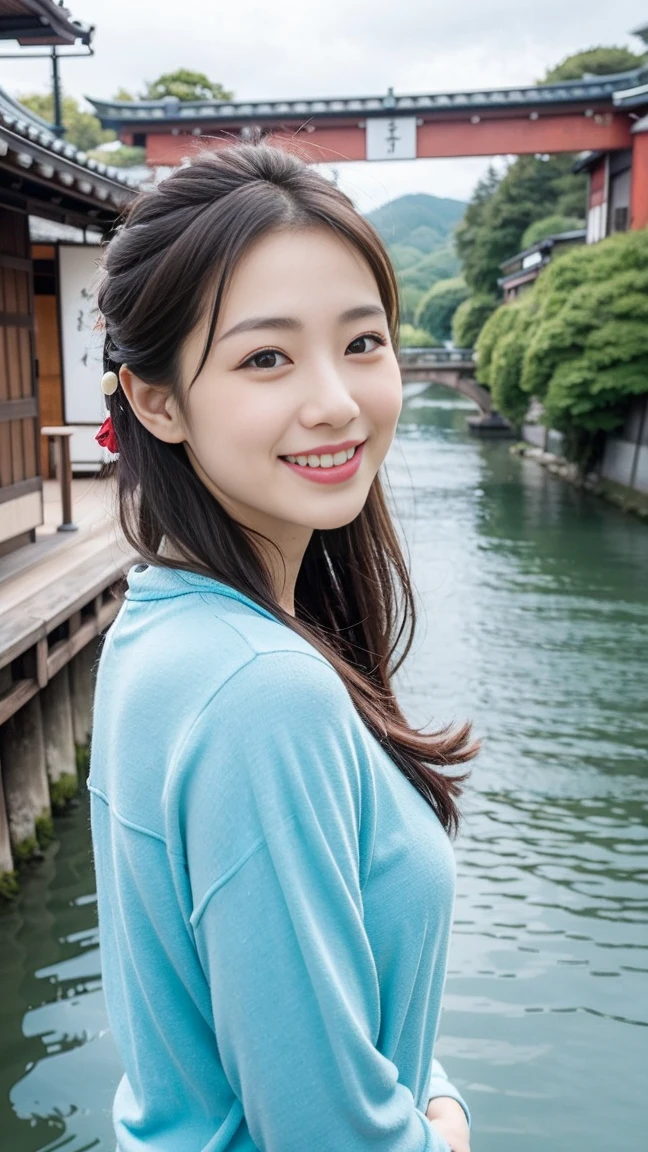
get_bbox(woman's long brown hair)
[97,142,478,836]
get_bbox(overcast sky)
[2,0,646,210]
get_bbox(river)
[1,383,646,1151]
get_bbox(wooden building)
[575,27,648,242]
[575,147,635,242]
[0,85,135,557]
[498,229,586,302]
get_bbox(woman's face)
[176,226,402,552]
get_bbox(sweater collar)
[124,563,279,622]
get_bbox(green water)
[1,384,646,1150]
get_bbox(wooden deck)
[0,476,130,601]
[0,476,138,725]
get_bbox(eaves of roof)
[612,81,648,109]
[499,230,586,273]
[0,0,92,46]
[0,86,138,210]
[497,267,543,290]
[87,66,648,129]
[572,149,605,173]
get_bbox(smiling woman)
[127,226,403,549]
[90,142,478,1152]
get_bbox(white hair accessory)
[100,370,119,396]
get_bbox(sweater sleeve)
[428,1059,471,1130]
[178,650,452,1152]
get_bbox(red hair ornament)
[96,370,120,455]
[95,415,119,455]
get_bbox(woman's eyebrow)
[339,305,387,324]
[218,304,387,344]
[218,316,302,342]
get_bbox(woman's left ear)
[118,365,186,445]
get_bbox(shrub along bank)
[475,230,648,468]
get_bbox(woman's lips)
[280,441,365,485]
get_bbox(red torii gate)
[89,66,648,229]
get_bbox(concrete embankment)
[512,443,648,522]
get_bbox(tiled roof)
[0,0,91,46]
[613,81,648,109]
[499,229,586,274]
[572,149,605,173]
[88,67,648,128]
[0,85,138,208]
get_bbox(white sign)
[58,243,104,423]
[57,243,106,470]
[366,117,417,161]
[522,250,543,271]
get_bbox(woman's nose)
[299,363,361,428]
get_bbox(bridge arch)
[398,348,491,416]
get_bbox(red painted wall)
[145,134,230,165]
[416,113,631,158]
[145,126,366,166]
[144,110,633,167]
[265,129,366,163]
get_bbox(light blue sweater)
[89,563,471,1152]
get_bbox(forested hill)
[367,192,466,252]
[366,193,466,322]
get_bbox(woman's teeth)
[284,446,357,468]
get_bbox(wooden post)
[0,671,18,891]
[41,666,78,808]
[0,696,52,859]
[69,637,100,750]
[40,426,78,532]
[0,760,14,879]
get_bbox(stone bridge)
[398,347,491,415]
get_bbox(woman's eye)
[244,349,289,370]
[346,334,386,355]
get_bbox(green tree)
[390,244,424,272]
[453,166,501,295]
[475,302,522,389]
[541,46,646,84]
[452,293,498,348]
[91,145,147,168]
[455,155,586,295]
[521,231,648,437]
[521,215,584,249]
[399,284,423,326]
[398,243,461,294]
[142,69,233,102]
[18,92,115,150]
[476,232,648,461]
[488,299,536,425]
[399,324,439,348]
[415,277,468,342]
